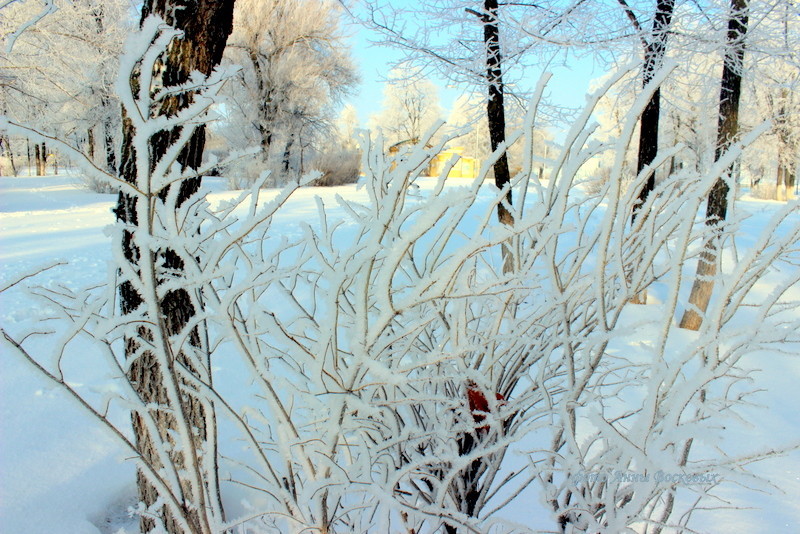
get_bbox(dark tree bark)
[622,0,675,305]
[632,0,675,220]
[467,0,514,273]
[680,0,749,330]
[34,143,44,175]
[282,130,295,176]
[26,138,32,176]
[483,0,513,227]
[87,127,96,162]
[101,96,118,175]
[115,2,236,532]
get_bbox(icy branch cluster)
[2,19,799,534]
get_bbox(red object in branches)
[466,382,505,433]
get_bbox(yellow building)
[388,141,481,179]
[427,147,480,179]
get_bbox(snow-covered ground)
[1,174,798,533]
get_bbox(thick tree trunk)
[115,2,236,532]
[247,48,278,164]
[680,0,748,330]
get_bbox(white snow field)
[1,174,799,533]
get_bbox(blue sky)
[342,11,604,128]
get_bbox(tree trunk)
[628,0,675,305]
[1,135,17,176]
[87,127,96,162]
[248,47,277,165]
[115,2,236,532]
[776,91,793,201]
[282,131,295,177]
[483,0,512,225]
[91,3,118,176]
[101,97,118,175]
[34,143,43,176]
[679,0,748,331]
[470,0,514,273]
[41,142,47,175]
[633,0,675,220]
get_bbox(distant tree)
[223,0,357,184]
[743,72,799,200]
[361,0,540,236]
[370,68,442,145]
[0,0,127,178]
[337,103,361,151]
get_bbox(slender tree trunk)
[34,143,42,176]
[469,0,514,272]
[87,127,96,162]
[629,0,674,305]
[115,2,236,532]
[282,131,295,177]
[27,138,32,176]
[680,0,749,331]
[633,0,675,219]
[1,135,17,176]
[483,0,512,226]
[776,92,793,200]
[9,137,16,176]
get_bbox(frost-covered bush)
[223,157,263,189]
[309,146,361,186]
[81,173,119,194]
[2,27,799,534]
